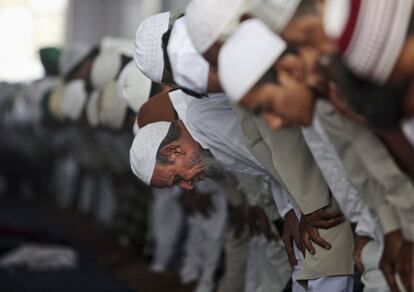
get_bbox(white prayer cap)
[59,43,94,76]
[185,0,248,53]
[61,79,88,120]
[117,60,152,113]
[98,81,128,129]
[86,90,100,127]
[90,50,122,90]
[219,19,286,102]
[250,0,301,33]
[130,121,171,185]
[324,0,413,84]
[167,17,209,94]
[134,12,170,83]
[101,36,134,57]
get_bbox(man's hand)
[396,240,414,292]
[247,206,278,241]
[353,235,372,273]
[282,210,302,268]
[379,230,403,292]
[229,201,247,239]
[300,209,345,255]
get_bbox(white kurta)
[185,95,293,218]
[169,93,228,292]
[301,120,380,239]
[303,113,392,292]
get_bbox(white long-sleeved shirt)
[302,119,380,239]
[185,94,293,218]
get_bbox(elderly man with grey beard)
[129,95,293,219]
[130,93,355,292]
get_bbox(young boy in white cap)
[134,11,221,95]
[167,16,222,94]
[219,17,414,292]
[134,11,184,86]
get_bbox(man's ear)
[160,144,183,160]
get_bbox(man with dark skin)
[133,92,350,290]
[138,90,280,240]
[235,44,413,292]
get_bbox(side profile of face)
[151,121,226,189]
[240,50,319,130]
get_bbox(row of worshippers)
[128,0,414,292]
[0,40,153,265]
[0,29,282,292]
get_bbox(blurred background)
[0,0,189,82]
[0,1,196,292]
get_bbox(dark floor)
[0,196,193,292]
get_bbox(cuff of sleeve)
[398,208,414,241]
[355,216,376,238]
[376,205,401,235]
[300,187,331,215]
[279,205,293,219]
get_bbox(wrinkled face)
[151,124,226,189]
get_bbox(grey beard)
[195,149,227,181]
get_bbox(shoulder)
[187,95,231,128]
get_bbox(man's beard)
[191,148,227,182]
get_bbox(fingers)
[309,231,331,250]
[262,112,284,131]
[396,251,414,292]
[311,217,345,229]
[302,232,315,255]
[318,210,344,220]
[380,259,400,292]
[282,234,297,268]
[353,252,365,274]
[292,229,302,254]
